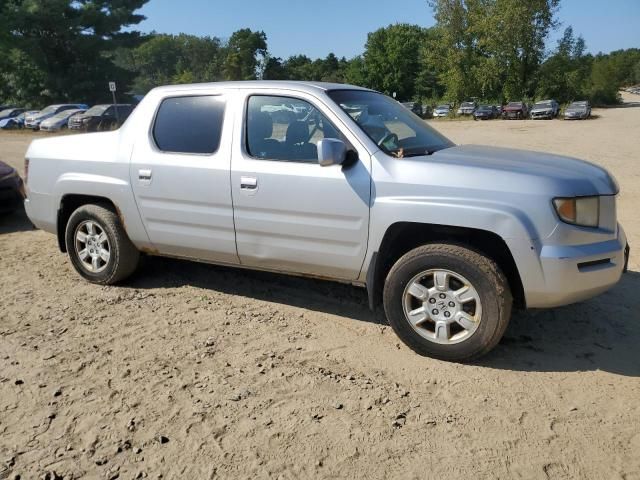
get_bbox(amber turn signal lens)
[553,197,599,227]
[554,198,576,223]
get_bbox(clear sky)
[134,0,640,59]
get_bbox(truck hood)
[427,145,618,196]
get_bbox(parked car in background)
[23,81,629,362]
[494,105,503,116]
[564,101,592,120]
[40,108,87,132]
[24,104,88,130]
[530,99,559,119]
[502,101,528,119]
[0,160,24,215]
[457,101,477,116]
[69,104,134,132]
[402,101,424,117]
[0,108,25,122]
[473,105,499,120]
[433,104,451,117]
[0,111,37,130]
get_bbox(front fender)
[360,196,547,308]
[373,196,540,241]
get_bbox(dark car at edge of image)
[69,104,134,132]
[0,161,25,215]
[502,101,528,119]
[473,105,498,120]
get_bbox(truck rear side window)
[153,96,225,154]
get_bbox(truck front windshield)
[327,90,454,158]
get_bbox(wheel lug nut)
[429,298,436,304]
[449,302,455,307]
[439,293,446,299]
[444,312,451,318]
[432,309,439,315]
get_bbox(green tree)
[536,27,592,102]
[426,0,483,101]
[262,56,287,80]
[344,56,367,87]
[116,33,224,93]
[363,24,428,100]
[488,0,560,99]
[223,28,267,80]
[0,0,148,105]
[428,0,560,101]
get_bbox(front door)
[231,93,371,280]
[130,93,238,264]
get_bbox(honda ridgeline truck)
[23,82,629,361]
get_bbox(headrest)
[249,111,274,140]
[285,121,309,145]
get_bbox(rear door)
[130,93,238,264]
[230,91,371,280]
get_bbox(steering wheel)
[377,132,399,149]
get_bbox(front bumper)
[531,111,553,119]
[503,111,524,119]
[525,224,628,308]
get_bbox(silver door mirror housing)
[317,138,347,167]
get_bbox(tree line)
[1,0,639,108]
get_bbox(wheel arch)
[366,222,525,311]
[57,195,120,252]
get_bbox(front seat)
[248,111,281,159]
[284,121,317,161]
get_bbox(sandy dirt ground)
[1,95,639,480]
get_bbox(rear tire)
[65,204,139,285]
[383,244,512,362]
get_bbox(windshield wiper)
[399,149,438,158]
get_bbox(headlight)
[553,196,600,227]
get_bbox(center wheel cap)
[402,269,483,345]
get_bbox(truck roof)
[150,80,372,95]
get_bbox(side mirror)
[317,138,347,167]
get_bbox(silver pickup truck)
[23,81,629,361]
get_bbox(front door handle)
[138,169,152,182]
[240,176,257,190]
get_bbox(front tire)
[383,244,512,362]
[65,204,140,285]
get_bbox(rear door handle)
[240,176,257,190]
